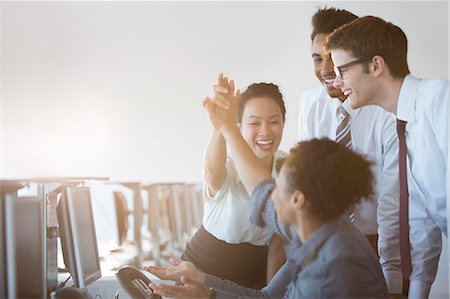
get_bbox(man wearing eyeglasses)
[326,16,449,299]
[298,8,402,296]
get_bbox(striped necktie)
[336,105,354,222]
[397,119,411,296]
[336,105,352,148]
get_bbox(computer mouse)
[51,287,92,299]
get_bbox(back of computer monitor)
[0,196,7,298]
[0,193,17,299]
[14,196,45,298]
[114,191,130,246]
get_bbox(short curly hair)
[238,83,286,123]
[283,138,374,220]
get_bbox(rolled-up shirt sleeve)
[249,178,293,242]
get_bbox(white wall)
[1,1,448,297]
[2,1,448,182]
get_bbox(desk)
[58,268,166,299]
[58,247,168,299]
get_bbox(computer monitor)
[114,191,130,246]
[57,187,102,288]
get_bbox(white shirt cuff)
[409,280,432,299]
[383,270,403,294]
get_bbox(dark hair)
[238,83,286,123]
[310,7,358,41]
[325,16,410,79]
[284,138,374,220]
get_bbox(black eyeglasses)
[333,57,372,79]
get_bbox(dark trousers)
[182,226,268,289]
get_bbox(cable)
[114,288,121,299]
[57,275,72,289]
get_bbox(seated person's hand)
[143,257,205,284]
[149,275,212,299]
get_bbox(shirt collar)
[397,74,420,123]
[287,216,345,268]
[342,99,362,119]
[330,96,362,120]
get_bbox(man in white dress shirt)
[298,8,402,295]
[326,15,449,298]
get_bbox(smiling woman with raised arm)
[178,74,288,289]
